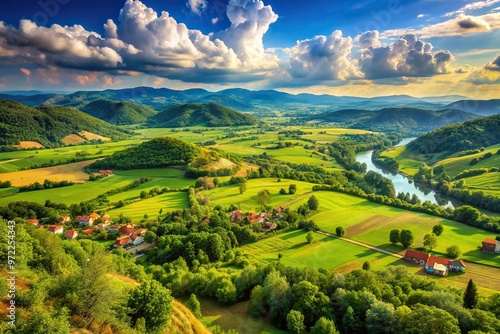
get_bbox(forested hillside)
[0,100,131,146]
[90,137,202,170]
[81,99,156,125]
[407,114,500,154]
[313,107,477,134]
[148,103,258,127]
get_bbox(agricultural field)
[453,172,500,196]
[199,298,286,334]
[288,191,499,267]
[107,191,189,221]
[0,167,193,206]
[241,229,402,271]
[436,143,500,177]
[0,139,145,173]
[197,178,317,212]
[378,145,424,176]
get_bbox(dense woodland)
[312,108,477,135]
[148,103,259,127]
[407,114,500,154]
[90,137,202,170]
[81,99,157,125]
[0,100,132,146]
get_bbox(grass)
[379,146,423,176]
[199,298,287,334]
[0,139,145,173]
[242,229,402,272]
[436,144,500,177]
[0,167,193,206]
[288,191,500,267]
[453,172,500,196]
[197,178,317,212]
[107,191,189,221]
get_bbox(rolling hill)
[90,137,202,170]
[80,99,156,125]
[407,114,500,154]
[312,107,477,134]
[148,103,259,127]
[0,99,131,146]
[446,99,500,116]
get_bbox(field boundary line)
[316,230,403,259]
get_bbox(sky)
[0,0,499,98]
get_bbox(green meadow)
[453,172,500,196]
[288,191,499,267]
[197,178,317,212]
[107,191,189,221]
[241,229,402,272]
[0,167,193,206]
[0,139,145,173]
[436,143,500,177]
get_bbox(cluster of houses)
[229,206,287,232]
[482,238,500,254]
[24,213,147,249]
[403,249,466,276]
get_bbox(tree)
[307,195,319,211]
[289,184,297,195]
[464,279,478,309]
[187,293,202,318]
[128,280,173,333]
[400,229,414,248]
[362,261,371,271]
[446,245,461,259]
[423,233,438,251]
[257,189,271,211]
[286,310,305,334]
[389,229,400,245]
[366,301,395,334]
[401,304,460,334]
[432,224,444,236]
[310,317,339,334]
[335,226,346,237]
[263,271,292,328]
[280,188,288,195]
[239,182,247,194]
[306,231,315,244]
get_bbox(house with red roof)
[114,235,132,247]
[403,249,429,265]
[482,238,500,254]
[57,216,71,224]
[65,230,78,239]
[230,210,244,223]
[26,219,39,227]
[77,213,100,227]
[47,225,64,234]
[99,170,113,175]
[82,228,94,235]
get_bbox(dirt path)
[283,191,314,207]
[316,230,403,259]
[0,158,21,165]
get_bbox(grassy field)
[135,125,373,171]
[288,191,500,267]
[197,178,317,212]
[107,191,189,221]
[379,146,424,176]
[436,144,500,177]
[242,229,402,272]
[199,298,286,334]
[0,167,193,207]
[453,172,500,196]
[0,139,145,173]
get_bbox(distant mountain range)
[148,103,259,127]
[311,107,478,135]
[0,87,485,114]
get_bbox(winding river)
[355,138,455,208]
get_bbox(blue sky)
[0,0,499,97]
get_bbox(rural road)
[316,230,404,259]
